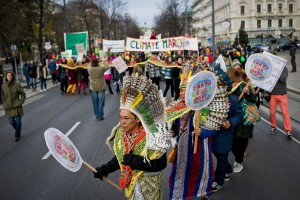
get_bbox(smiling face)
[119,109,141,132]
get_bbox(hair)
[227,68,243,82]
[165,56,172,65]
[6,71,15,82]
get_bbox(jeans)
[40,77,47,90]
[25,74,30,88]
[8,116,22,138]
[91,90,105,119]
[163,79,174,97]
[30,78,37,89]
[213,152,232,186]
[270,94,292,132]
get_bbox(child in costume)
[93,74,170,200]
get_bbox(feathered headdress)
[107,73,170,157]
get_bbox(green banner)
[64,32,88,56]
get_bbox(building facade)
[192,0,300,47]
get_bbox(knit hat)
[232,59,241,68]
[106,73,170,156]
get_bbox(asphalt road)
[0,84,300,200]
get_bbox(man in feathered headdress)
[93,73,170,200]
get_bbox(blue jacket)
[212,95,244,153]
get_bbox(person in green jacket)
[1,71,26,142]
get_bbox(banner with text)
[126,36,198,52]
[103,39,125,52]
[64,32,88,56]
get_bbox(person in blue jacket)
[211,94,244,192]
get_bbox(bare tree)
[154,0,184,37]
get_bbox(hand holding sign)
[185,71,217,153]
[44,128,121,191]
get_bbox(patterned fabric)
[145,62,161,78]
[169,112,215,200]
[113,127,164,198]
[129,172,163,200]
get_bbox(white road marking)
[42,122,81,160]
[261,117,300,145]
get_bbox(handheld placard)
[44,128,121,191]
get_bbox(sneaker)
[44,89,47,92]
[234,161,238,167]
[233,162,243,173]
[14,137,20,142]
[40,90,43,93]
[286,131,292,138]
[212,182,222,192]
[224,173,230,181]
[270,127,276,134]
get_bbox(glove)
[93,166,108,181]
[93,156,120,180]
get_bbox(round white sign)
[222,21,231,28]
[44,128,82,172]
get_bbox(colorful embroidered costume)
[94,74,170,200]
[167,66,229,200]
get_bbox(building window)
[268,19,272,27]
[289,4,293,13]
[257,20,261,28]
[268,4,272,13]
[289,19,293,27]
[278,19,282,27]
[241,21,245,29]
[278,3,282,12]
[257,4,261,13]
[241,6,245,15]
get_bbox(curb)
[287,85,300,95]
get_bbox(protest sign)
[76,43,85,54]
[103,39,125,52]
[185,71,217,110]
[126,36,198,51]
[44,128,121,191]
[64,32,88,56]
[247,52,286,92]
[112,56,128,73]
[245,54,272,82]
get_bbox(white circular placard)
[44,128,82,172]
[185,71,217,110]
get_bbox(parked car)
[251,43,270,52]
[276,42,292,51]
[251,43,264,52]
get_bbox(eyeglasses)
[119,117,135,122]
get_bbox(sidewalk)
[0,79,59,113]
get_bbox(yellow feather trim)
[131,92,143,109]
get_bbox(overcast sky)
[125,0,162,27]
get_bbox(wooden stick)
[193,110,201,154]
[239,80,251,101]
[255,87,260,94]
[82,160,122,192]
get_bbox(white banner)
[250,52,286,92]
[103,39,125,52]
[126,36,198,52]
